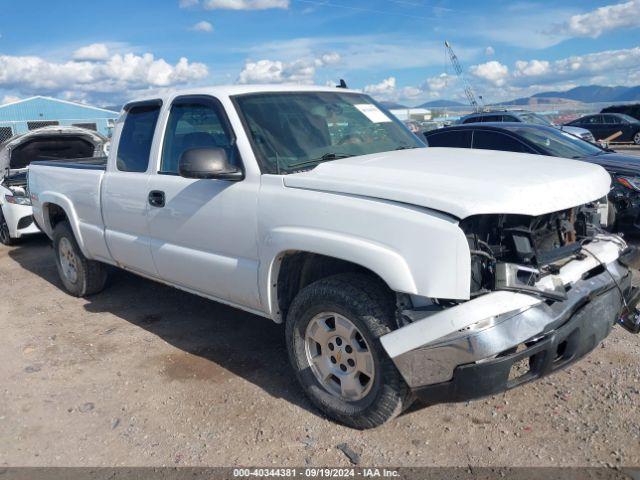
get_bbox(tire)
[53,221,108,297]
[285,273,412,429]
[634,131,640,146]
[607,199,617,230]
[0,208,17,246]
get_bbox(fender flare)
[259,226,417,321]
[38,192,92,258]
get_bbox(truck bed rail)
[31,156,107,170]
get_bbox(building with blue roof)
[0,96,119,143]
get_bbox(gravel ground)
[0,235,639,468]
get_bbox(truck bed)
[31,156,107,170]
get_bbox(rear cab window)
[116,103,162,173]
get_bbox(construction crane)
[444,40,484,112]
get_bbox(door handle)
[148,190,165,208]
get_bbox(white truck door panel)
[147,95,261,310]
[147,176,260,309]
[102,172,156,275]
[102,102,162,276]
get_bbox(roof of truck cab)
[126,84,362,105]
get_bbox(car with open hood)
[27,85,640,428]
[0,126,108,245]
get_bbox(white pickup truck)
[28,85,640,429]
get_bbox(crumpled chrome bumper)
[380,237,637,400]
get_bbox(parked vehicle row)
[459,109,596,143]
[26,85,640,428]
[0,126,108,245]
[424,123,640,231]
[565,113,640,145]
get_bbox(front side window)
[161,97,237,174]
[585,115,604,124]
[233,91,424,174]
[472,130,530,153]
[117,104,161,172]
[426,130,472,148]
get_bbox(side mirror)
[178,147,243,181]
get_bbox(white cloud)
[510,47,640,86]
[363,77,396,95]
[237,52,339,84]
[469,60,509,86]
[557,0,640,38]
[203,0,289,9]
[73,43,110,61]
[190,20,214,32]
[179,0,199,6]
[0,52,208,103]
[425,73,453,92]
[485,46,495,57]
[1,95,21,105]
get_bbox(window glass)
[161,99,236,174]
[518,112,553,126]
[617,114,638,123]
[234,92,424,174]
[501,115,519,122]
[481,115,502,122]
[472,130,530,153]
[605,115,622,124]
[506,126,604,158]
[425,130,472,148]
[116,104,161,172]
[461,116,481,124]
[585,115,603,124]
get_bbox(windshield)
[518,112,553,126]
[617,113,638,124]
[233,91,424,174]
[508,126,604,158]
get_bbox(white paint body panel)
[284,147,611,218]
[27,85,616,323]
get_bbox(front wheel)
[0,208,17,246]
[634,131,640,145]
[286,273,412,429]
[53,221,108,297]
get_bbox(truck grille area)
[460,205,600,294]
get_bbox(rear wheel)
[286,273,412,429]
[634,131,640,145]
[0,208,17,246]
[53,221,108,297]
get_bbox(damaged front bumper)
[380,237,639,404]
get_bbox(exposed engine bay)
[460,203,604,300]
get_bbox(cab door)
[146,95,261,310]
[101,101,162,276]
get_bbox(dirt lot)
[0,235,639,468]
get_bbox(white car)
[0,126,107,245]
[28,85,640,428]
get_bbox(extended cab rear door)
[146,95,261,311]
[101,101,162,276]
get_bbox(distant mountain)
[380,101,409,109]
[496,85,640,106]
[416,100,466,108]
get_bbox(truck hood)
[283,147,611,219]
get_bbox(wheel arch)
[39,194,90,257]
[260,227,417,323]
